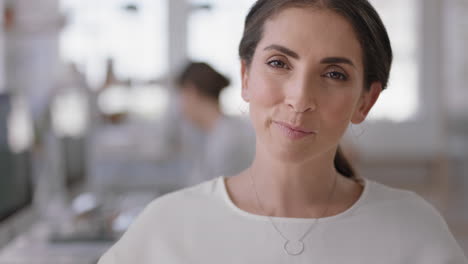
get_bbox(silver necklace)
[249,172,337,256]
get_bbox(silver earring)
[238,104,249,115]
[351,123,366,139]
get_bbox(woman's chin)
[269,144,319,164]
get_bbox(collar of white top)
[219,176,371,224]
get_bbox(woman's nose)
[285,76,317,113]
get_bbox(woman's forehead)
[259,7,363,68]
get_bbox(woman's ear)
[240,60,250,103]
[351,82,382,124]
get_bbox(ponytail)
[334,146,355,178]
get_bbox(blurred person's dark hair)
[177,62,230,101]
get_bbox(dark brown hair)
[238,0,393,178]
[177,62,230,101]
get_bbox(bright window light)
[59,0,168,87]
[188,0,256,116]
[368,0,420,122]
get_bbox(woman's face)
[241,7,381,162]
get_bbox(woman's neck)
[250,152,338,216]
[227,145,363,219]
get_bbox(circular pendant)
[284,240,305,255]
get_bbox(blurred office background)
[0,0,467,263]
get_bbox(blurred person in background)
[174,61,255,185]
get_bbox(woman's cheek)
[322,91,358,125]
[248,75,283,108]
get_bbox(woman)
[98,0,468,263]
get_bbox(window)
[187,0,256,115]
[60,0,168,83]
[368,0,420,122]
[60,0,169,119]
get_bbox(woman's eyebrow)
[320,57,356,68]
[263,45,356,68]
[263,44,299,59]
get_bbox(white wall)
[443,0,468,119]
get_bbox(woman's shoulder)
[145,177,223,215]
[98,178,224,263]
[361,179,457,241]
[363,179,438,213]
[360,179,467,261]
[362,179,443,220]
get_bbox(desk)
[0,222,113,264]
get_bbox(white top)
[98,177,467,264]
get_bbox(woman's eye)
[323,71,348,81]
[267,60,289,69]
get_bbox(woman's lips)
[273,121,317,140]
